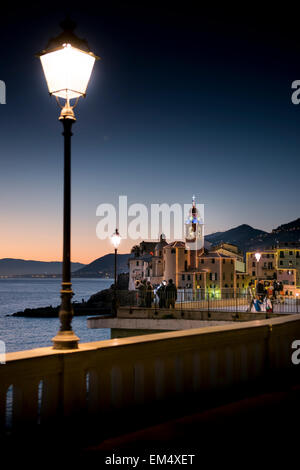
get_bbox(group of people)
[135,279,177,308]
[249,279,284,313]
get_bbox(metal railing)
[122,288,300,314]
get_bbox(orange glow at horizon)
[0,214,135,264]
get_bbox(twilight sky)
[0,3,300,263]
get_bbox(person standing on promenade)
[166,279,177,309]
[256,280,265,301]
[137,279,147,307]
[157,280,167,308]
[146,281,154,308]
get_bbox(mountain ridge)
[0,259,85,276]
[73,253,130,278]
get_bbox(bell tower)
[185,195,204,269]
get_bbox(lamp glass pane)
[40,44,95,99]
[111,234,121,249]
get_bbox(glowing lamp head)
[255,253,261,262]
[38,19,99,101]
[111,229,121,249]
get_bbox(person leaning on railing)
[166,279,177,309]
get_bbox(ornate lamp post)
[38,19,99,349]
[111,229,121,315]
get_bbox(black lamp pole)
[52,110,79,349]
[114,247,117,314]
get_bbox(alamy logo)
[291,340,300,365]
[96,196,204,249]
[0,81,6,104]
[0,340,6,364]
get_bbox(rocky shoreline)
[9,286,134,318]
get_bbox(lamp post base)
[52,330,80,350]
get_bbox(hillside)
[0,259,85,276]
[206,218,300,252]
[272,218,300,233]
[205,224,267,251]
[73,253,130,278]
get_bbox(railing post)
[181,289,183,315]
[207,290,210,315]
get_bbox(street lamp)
[38,19,99,349]
[111,229,121,315]
[255,252,261,281]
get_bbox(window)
[237,283,239,288]
[211,259,215,264]
[280,261,283,266]
[201,259,204,264]
[187,275,191,281]
[223,259,225,264]
[231,259,233,264]
[182,274,185,281]
[215,273,218,281]
[280,251,284,258]
[252,271,255,276]
[252,262,255,267]
[136,261,139,266]
[171,249,175,254]
[289,251,293,256]
[199,274,202,280]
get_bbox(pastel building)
[246,250,277,280]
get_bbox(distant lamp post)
[111,229,121,315]
[255,252,261,280]
[38,19,99,349]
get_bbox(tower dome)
[154,234,168,257]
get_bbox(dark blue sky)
[0,3,299,262]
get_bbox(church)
[128,197,249,293]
